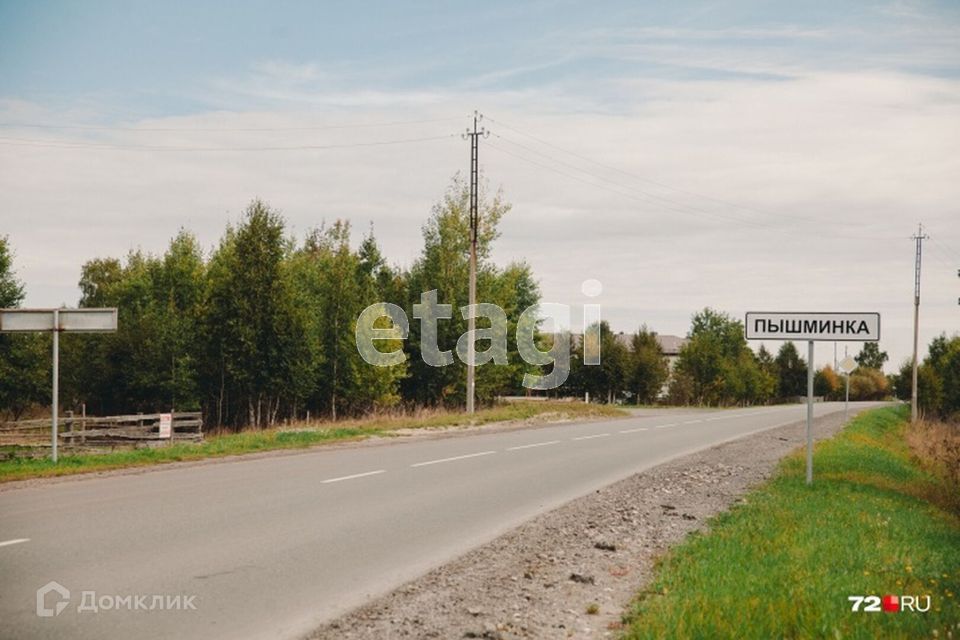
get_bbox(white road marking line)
[0,538,29,548]
[654,423,679,429]
[683,419,702,424]
[411,451,496,467]
[572,433,610,441]
[321,470,386,484]
[619,427,648,434]
[506,440,561,451]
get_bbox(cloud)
[2,29,959,370]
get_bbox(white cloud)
[1,63,958,371]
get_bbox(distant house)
[612,332,686,369]
[559,331,688,401]
[614,332,687,400]
[569,331,687,366]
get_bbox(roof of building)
[569,332,687,356]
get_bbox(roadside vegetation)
[0,401,625,483]
[622,405,960,639]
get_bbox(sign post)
[0,308,118,462]
[745,311,880,485]
[839,355,857,422]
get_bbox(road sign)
[744,310,882,486]
[158,413,173,439]
[0,308,117,332]
[745,312,880,342]
[0,308,118,462]
[839,356,856,374]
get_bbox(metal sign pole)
[806,340,814,485]
[52,308,59,464]
[1,307,117,463]
[844,373,849,422]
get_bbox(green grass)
[0,401,625,483]
[622,405,960,640]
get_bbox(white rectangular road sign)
[745,312,880,342]
[0,308,118,333]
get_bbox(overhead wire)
[0,133,456,152]
[0,115,464,133]
[486,114,904,242]
[484,139,774,229]
[490,131,782,230]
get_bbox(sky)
[1,0,958,371]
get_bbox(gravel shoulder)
[308,408,869,640]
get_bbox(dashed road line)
[506,440,561,451]
[619,427,648,434]
[572,433,610,441]
[321,470,386,484]
[654,423,678,429]
[683,419,702,424]
[0,538,30,548]
[411,451,496,468]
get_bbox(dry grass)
[906,418,960,499]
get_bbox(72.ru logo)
[848,595,931,613]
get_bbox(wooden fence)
[0,412,203,455]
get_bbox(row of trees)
[660,308,893,407]
[893,334,960,420]
[1,184,940,423]
[2,176,545,428]
[561,323,670,405]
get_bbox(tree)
[855,342,889,371]
[0,237,48,419]
[202,201,311,428]
[402,173,514,406]
[914,333,960,419]
[775,342,807,398]
[626,326,669,405]
[814,366,841,399]
[892,359,913,402]
[62,233,206,416]
[570,322,629,403]
[848,367,890,401]
[0,236,25,307]
[671,308,749,405]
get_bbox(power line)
[930,236,960,261]
[490,131,779,230]
[486,114,903,240]
[485,139,772,229]
[0,133,456,152]
[0,115,463,133]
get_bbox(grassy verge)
[0,401,625,483]
[623,405,960,639]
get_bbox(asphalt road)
[0,402,882,639]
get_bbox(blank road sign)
[745,312,880,342]
[0,308,118,333]
[59,309,118,332]
[0,309,55,331]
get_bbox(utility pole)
[910,223,929,423]
[463,112,488,414]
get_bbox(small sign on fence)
[158,413,173,439]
